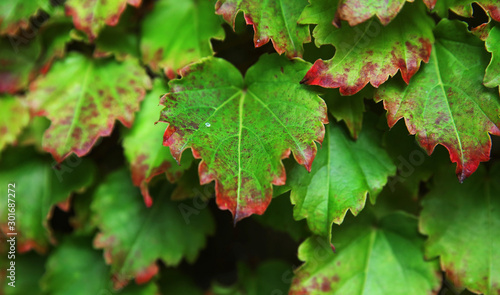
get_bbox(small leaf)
[122,79,194,207]
[287,116,396,239]
[0,1,51,35]
[159,54,327,221]
[375,20,500,182]
[300,0,434,95]
[141,0,224,79]
[0,96,30,153]
[336,0,412,26]
[420,164,500,295]
[91,169,214,285]
[484,26,500,89]
[216,0,311,58]
[26,53,151,162]
[289,211,441,294]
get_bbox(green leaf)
[3,252,45,294]
[0,148,95,252]
[335,0,411,26]
[289,211,441,294]
[287,116,396,239]
[484,26,500,89]
[26,53,151,162]
[0,96,30,153]
[41,236,159,294]
[141,0,224,79]
[91,169,215,285]
[424,0,500,22]
[65,0,142,42]
[420,163,500,295]
[375,20,500,182]
[159,54,327,221]
[216,0,311,58]
[122,79,194,207]
[300,0,434,95]
[0,0,50,35]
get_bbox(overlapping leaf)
[289,212,441,294]
[0,149,95,253]
[300,0,434,95]
[375,20,500,181]
[484,26,500,89]
[424,0,500,21]
[65,0,142,42]
[123,79,193,207]
[26,53,151,162]
[0,1,50,35]
[287,117,396,240]
[335,0,412,26]
[159,54,327,221]
[91,169,214,285]
[0,96,30,153]
[141,0,224,79]
[420,164,500,295]
[216,0,311,57]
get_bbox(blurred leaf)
[0,96,30,154]
[0,0,51,35]
[3,252,45,295]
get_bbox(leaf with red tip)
[0,1,51,35]
[289,211,441,295]
[64,0,142,42]
[26,53,151,162]
[0,96,30,154]
[375,20,500,182]
[141,0,224,79]
[484,26,500,90]
[420,164,500,295]
[336,0,412,26]
[0,148,95,253]
[215,0,311,58]
[424,0,500,22]
[122,79,194,207]
[299,0,434,95]
[287,116,396,240]
[91,169,214,285]
[159,54,327,221]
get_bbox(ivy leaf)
[159,54,327,221]
[91,169,215,286]
[215,0,311,58]
[375,20,500,182]
[65,0,142,42]
[41,236,159,294]
[0,148,95,253]
[420,164,500,295]
[287,116,396,240]
[335,0,412,26]
[141,0,224,79]
[424,0,500,21]
[300,0,434,95]
[123,79,194,207]
[0,96,30,153]
[0,1,50,35]
[484,26,500,89]
[289,211,441,294]
[26,53,151,162]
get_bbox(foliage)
[1,0,499,294]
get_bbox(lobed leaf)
[159,54,327,221]
[424,0,500,22]
[336,0,412,26]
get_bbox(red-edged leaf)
[336,0,412,26]
[215,0,311,58]
[484,26,500,90]
[424,0,500,21]
[375,20,500,182]
[300,0,434,95]
[26,53,151,162]
[159,54,327,221]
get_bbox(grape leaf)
[141,0,224,79]
[287,117,396,240]
[289,211,441,294]
[2,252,45,295]
[0,1,50,35]
[26,52,151,162]
[41,236,159,294]
[64,0,142,42]
[123,79,194,207]
[375,20,500,182]
[484,26,500,89]
[335,0,412,26]
[0,148,95,253]
[420,164,500,295]
[300,0,434,95]
[215,0,311,58]
[424,0,500,21]
[91,169,215,285]
[159,54,327,221]
[0,96,30,153]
